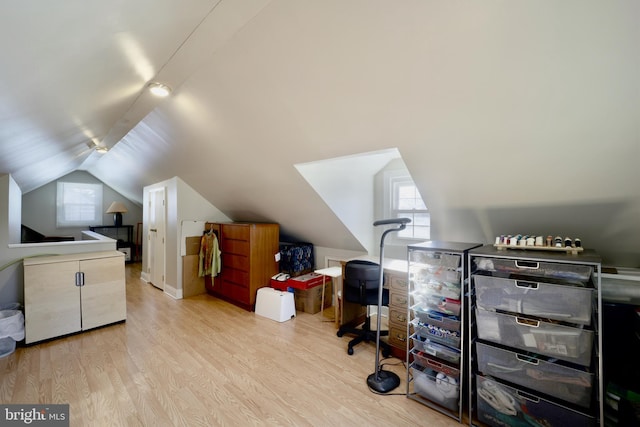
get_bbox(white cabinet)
[23,251,126,344]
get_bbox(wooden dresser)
[205,222,279,311]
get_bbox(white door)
[148,188,166,290]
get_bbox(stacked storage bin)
[406,241,481,422]
[468,246,603,427]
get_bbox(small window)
[389,176,430,240]
[56,182,103,227]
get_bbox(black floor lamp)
[367,217,411,394]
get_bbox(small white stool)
[255,287,296,322]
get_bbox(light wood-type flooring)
[0,262,461,426]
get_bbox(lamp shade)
[106,202,128,214]
[106,202,128,227]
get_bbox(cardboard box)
[185,236,201,256]
[294,279,332,314]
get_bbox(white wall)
[0,174,116,306]
[141,176,231,298]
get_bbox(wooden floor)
[0,263,461,426]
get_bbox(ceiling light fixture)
[96,146,108,154]
[148,82,172,97]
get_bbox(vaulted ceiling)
[1,1,639,266]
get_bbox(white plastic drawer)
[411,364,459,411]
[474,257,593,283]
[475,307,594,367]
[476,375,596,427]
[476,342,594,408]
[474,275,594,326]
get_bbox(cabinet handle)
[515,260,540,270]
[515,317,539,328]
[516,390,540,403]
[515,354,540,365]
[515,280,539,290]
[75,271,84,287]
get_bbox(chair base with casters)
[336,259,391,357]
[337,311,392,357]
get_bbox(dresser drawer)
[476,307,594,366]
[390,291,408,307]
[221,239,249,255]
[476,375,596,427]
[221,224,249,240]
[387,273,408,292]
[221,267,249,287]
[474,275,593,326]
[476,342,594,408]
[474,257,593,283]
[388,325,408,349]
[389,307,408,324]
[222,253,249,271]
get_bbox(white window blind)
[56,182,103,227]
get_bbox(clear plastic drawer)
[474,257,593,283]
[412,319,461,349]
[411,350,460,378]
[475,308,594,367]
[412,292,461,317]
[412,278,461,300]
[476,375,596,427]
[411,334,461,364]
[409,251,461,269]
[412,305,460,332]
[411,363,459,411]
[476,342,594,408]
[474,275,594,326]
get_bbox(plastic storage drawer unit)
[476,342,594,408]
[475,307,594,367]
[474,275,594,326]
[476,375,596,427]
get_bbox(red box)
[271,272,328,291]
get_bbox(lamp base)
[367,369,400,393]
[113,212,123,227]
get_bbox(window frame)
[383,170,430,242]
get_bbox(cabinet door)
[24,260,81,344]
[80,256,126,330]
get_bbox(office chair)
[336,259,392,357]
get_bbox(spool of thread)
[526,237,535,246]
[554,236,563,247]
[564,237,572,247]
[535,236,544,246]
[574,238,582,248]
[546,235,553,247]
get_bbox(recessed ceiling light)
[148,82,172,97]
[96,146,108,154]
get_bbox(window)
[388,174,430,240]
[56,182,103,227]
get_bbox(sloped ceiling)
[1,1,639,265]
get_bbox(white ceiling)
[1,1,639,266]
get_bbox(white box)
[118,247,131,262]
[255,288,296,322]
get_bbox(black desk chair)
[337,260,391,357]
